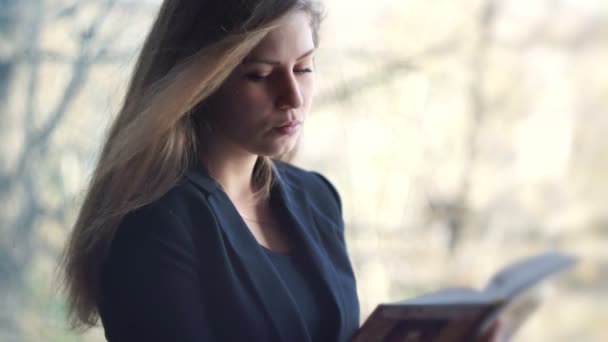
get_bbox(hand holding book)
[477,319,502,342]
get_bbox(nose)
[276,71,304,110]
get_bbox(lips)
[275,120,301,129]
[273,121,302,135]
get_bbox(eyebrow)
[242,48,316,66]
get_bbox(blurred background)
[1,0,607,341]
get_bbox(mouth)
[273,121,302,135]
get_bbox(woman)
[60,0,499,341]
[61,0,357,340]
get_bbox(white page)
[482,250,577,299]
[397,287,496,305]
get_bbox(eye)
[245,73,270,82]
[294,67,313,75]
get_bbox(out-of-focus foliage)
[1,0,606,341]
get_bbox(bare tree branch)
[15,48,135,64]
[316,36,461,107]
[15,0,118,178]
[316,59,417,106]
[6,0,120,284]
[421,0,502,252]
[53,0,99,19]
[23,0,43,137]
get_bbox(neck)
[199,135,260,203]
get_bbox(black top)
[262,244,336,341]
[98,161,359,342]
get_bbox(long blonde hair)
[59,0,323,331]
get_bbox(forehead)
[246,11,315,60]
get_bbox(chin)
[262,147,295,158]
[256,142,297,158]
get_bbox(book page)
[473,285,544,342]
[482,250,577,299]
[496,287,544,341]
[398,287,497,306]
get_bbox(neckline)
[259,242,295,257]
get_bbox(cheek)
[211,90,274,139]
[215,87,270,119]
[239,88,273,111]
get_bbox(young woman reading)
[59,1,500,341]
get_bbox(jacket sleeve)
[309,171,361,333]
[100,203,217,342]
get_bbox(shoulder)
[113,180,216,251]
[273,160,343,216]
[104,180,220,287]
[153,179,216,226]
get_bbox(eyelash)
[246,68,314,81]
[295,68,314,74]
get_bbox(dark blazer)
[99,160,360,342]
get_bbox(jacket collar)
[184,163,222,194]
[185,162,347,341]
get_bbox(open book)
[351,250,577,342]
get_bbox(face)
[204,11,316,158]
